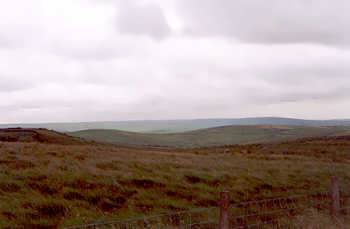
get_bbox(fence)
[66,177,350,229]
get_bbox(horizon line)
[1,116,350,125]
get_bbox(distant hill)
[0,128,84,145]
[2,117,350,133]
[69,125,350,148]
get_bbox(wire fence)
[230,192,331,228]
[66,207,219,229]
[66,177,350,229]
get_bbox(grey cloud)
[0,82,30,92]
[0,36,12,48]
[51,41,123,60]
[49,35,155,61]
[258,62,350,86]
[0,76,34,92]
[246,84,350,105]
[279,87,350,103]
[116,1,171,39]
[176,0,349,45]
[1,0,350,122]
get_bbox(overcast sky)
[1,0,350,123]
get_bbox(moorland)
[0,128,349,228]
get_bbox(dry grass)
[0,134,349,227]
[292,209,350,228]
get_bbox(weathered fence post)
[219,191,230,229]
[331,176,340,219]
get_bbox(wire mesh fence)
[66,177,350,229]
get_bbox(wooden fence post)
[219,191,229,229]
[331,176,340,219]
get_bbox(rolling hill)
[2,117,350,133]
[69,125,350,148]
[0,129,349,227]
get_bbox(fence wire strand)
[65,190,350,229]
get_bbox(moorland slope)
[0,128,85,145]
[0,129,349,227]
[69,125,350,148]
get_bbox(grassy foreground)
[0,133,349,228]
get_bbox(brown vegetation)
[0,129,349,227]
[0,128,85,145]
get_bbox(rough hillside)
[0,135,349,227]
[0,128,84,145]
[69,125,350,148]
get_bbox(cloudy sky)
[1,0,349,123]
